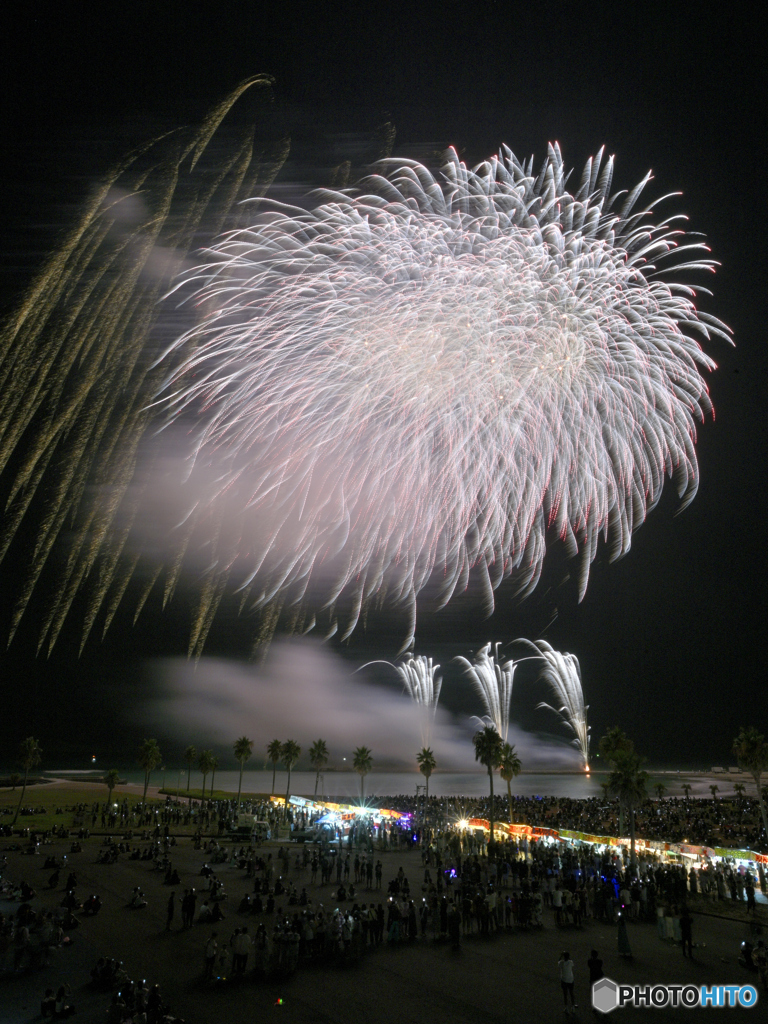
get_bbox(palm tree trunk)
[424,776,429,838]
[360,774,365,803]
[237,764,244,810]
[285,768,291,815]
[142,771,150,806]
[506,778,512,823]
[271,764,276,796]
[488,766,495,850]
[11,768,29,826]
[314,771,320,797]
[753,773,768,842]
[210,767,216,798]
[629,805,638,875]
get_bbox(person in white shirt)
[558,951,576,1015]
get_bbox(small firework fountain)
[525,639,590,770]
[361,653,442,745]
[456,643,517,742]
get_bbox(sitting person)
[20,880,36,901]
[40,987,56,1018]
[54,985,75,1018]
[129,887,147,908]
[61,890,79,911]
[197,901,213,923]
[83,894,102,915]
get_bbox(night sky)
[0,4,765,769]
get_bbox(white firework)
[157,144,729,645]
[397,653,443,712]
[525,638,590,769]
[360,653,442,745]
[456,642,517,741]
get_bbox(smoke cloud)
[143,638,581,770]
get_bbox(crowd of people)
[372,789,768,852]
[2,786,768,1019]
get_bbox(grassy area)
[0,782,276,834]
[0,785,143,832]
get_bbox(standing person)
[617,911,632,958]
[166,891,175,931]
[587,949,604,1015]
[746,879,756,914]
[558,951,577,1015]
[680,906,693,957]
[204,932,218,979]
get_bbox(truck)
[225,820,271,842]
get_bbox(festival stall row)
[463,818,767,868]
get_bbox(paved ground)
[2,831,765,1024]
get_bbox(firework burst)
[524,639,590,769]
[359,653,442,745]
[0,109,730,656]
[157,144,729,649]
[456,642,517,741]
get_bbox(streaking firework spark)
[157,143,729,651]
[524,639,590,770]
[456,643,516,742]
[359,653,442,745]
[0,77,290,656]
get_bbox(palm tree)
[233,736,253,810]
[681,783,692,801]
[184,745,197,796]
[104,768,121,807]
[137,738,162,806]
[655,783,666,801]
[416,747,437,800]
[734,782,746,805]
[473,726,503,848]
[11,736,42,826]
[733,727,768,842]
[281,740,301,812]
[416,747,437,836]
[353,746,373,802]
[499,742,522,822]
[599,727,634,838]
[267,739,282,796]
[709,784,719,802]
[209,755,219,798]
[608,751,648,874]
[309,739,329,797]
[198,749,215,802]
[599,727,634,760]
[9,773,21,791]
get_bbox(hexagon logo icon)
[593,977,619,1014]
